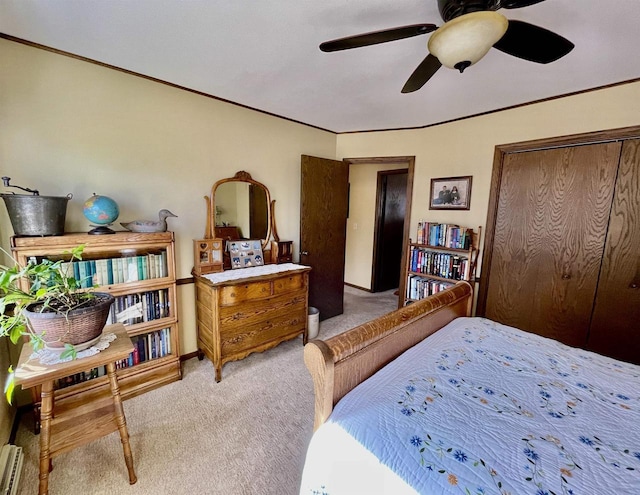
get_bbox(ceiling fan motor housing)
[438,0,501,21]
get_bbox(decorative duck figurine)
[120,209,178,232]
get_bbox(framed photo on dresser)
[227,239,264,269]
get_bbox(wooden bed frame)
[303,281,473,430]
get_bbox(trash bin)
[308,307,320,339]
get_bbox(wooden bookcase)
[403,223,480,306]
[11,231,181,427]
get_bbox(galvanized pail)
[1,193,72,236]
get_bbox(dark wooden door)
[588,139,640,364]
[373,170,407,292]
[481,142,621,347]
[249,184,268,239]
[300,155,349,320]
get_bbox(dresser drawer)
[273,273,304,295]
[219,281,272,306]
[219,302,307,356]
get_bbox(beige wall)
[337,82,640,278]
[345,162,408,290]
[0,37,336,351]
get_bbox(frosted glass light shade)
[428,11,508,71]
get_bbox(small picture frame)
[429,176,472,210]
[227,239,264,269]
[193,238,224,275]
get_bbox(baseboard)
[180,351,199,362]
[344,282,372,292]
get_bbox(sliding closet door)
[588,139,640,364]
[483,142,621,346]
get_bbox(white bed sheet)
[300,317,640,494]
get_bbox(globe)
[83,194,119,234]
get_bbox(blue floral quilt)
[300,317,640,494]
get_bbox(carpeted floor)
[14,286,398,495]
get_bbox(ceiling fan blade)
[501,0,546,8]
[320,24,437,52]
[493,20,574,63]
[401,54,442,93]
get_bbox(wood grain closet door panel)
[485,142,621,346]
[588,139,640,364]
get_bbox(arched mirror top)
[210,171,273,251]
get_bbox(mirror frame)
[209,171,273,251]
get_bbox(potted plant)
[0,244,114,401]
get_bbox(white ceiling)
[2,0,640,133]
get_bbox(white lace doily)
[203,263,308,284]
[31,332,117,366]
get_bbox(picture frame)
[429,176,472,210]
[193,238,224,275]
[227,239,265,269]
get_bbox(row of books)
[57,251,168,289]
[406,275,453,301]
[130,328,172,365]
[56,365,107,390]
[409,247,470,280]
[416,222,473,250]
[108,289,171,326]
[55,328,173,390]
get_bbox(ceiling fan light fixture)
[428,11,509,72]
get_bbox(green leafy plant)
[0,244,96,402]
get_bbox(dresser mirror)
[209,171,273,251]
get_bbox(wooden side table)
[15,323,137,495]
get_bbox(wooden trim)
[494,125,640,154]
[335,80,640,134]
[180,351,199,362]
[344,282,372,293]
[476,124,640,315]
[343,156,415,306]
[3,32,638,134]
[176,277,194,286]
[0,32,335,135]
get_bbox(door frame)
[344,156,415,308]
[477,125,640,316]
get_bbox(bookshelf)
[11,231,181,429]
[404,222,480,306]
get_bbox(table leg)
[38,381,54,495]
[106,363,137,485]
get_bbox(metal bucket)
[1,193,72,236]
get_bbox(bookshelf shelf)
[403,223,481,306]
[11,231,182,431]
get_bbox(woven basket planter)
[24,293,114,349]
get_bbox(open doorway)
[344,157,414,302]
[300,155,414,319]
[372,169,408,292]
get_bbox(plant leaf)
[4,366,15,405]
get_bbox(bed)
[300,282,640,494]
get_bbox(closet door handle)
[300,251,309,256]
[630,282,639,289]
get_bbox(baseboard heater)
[0,444,23,495]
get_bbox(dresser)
[194,263,311,381]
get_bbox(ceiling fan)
[319,0,574,93]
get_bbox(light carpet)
[14,286,398,495]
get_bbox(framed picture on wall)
[429,176,472,210]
